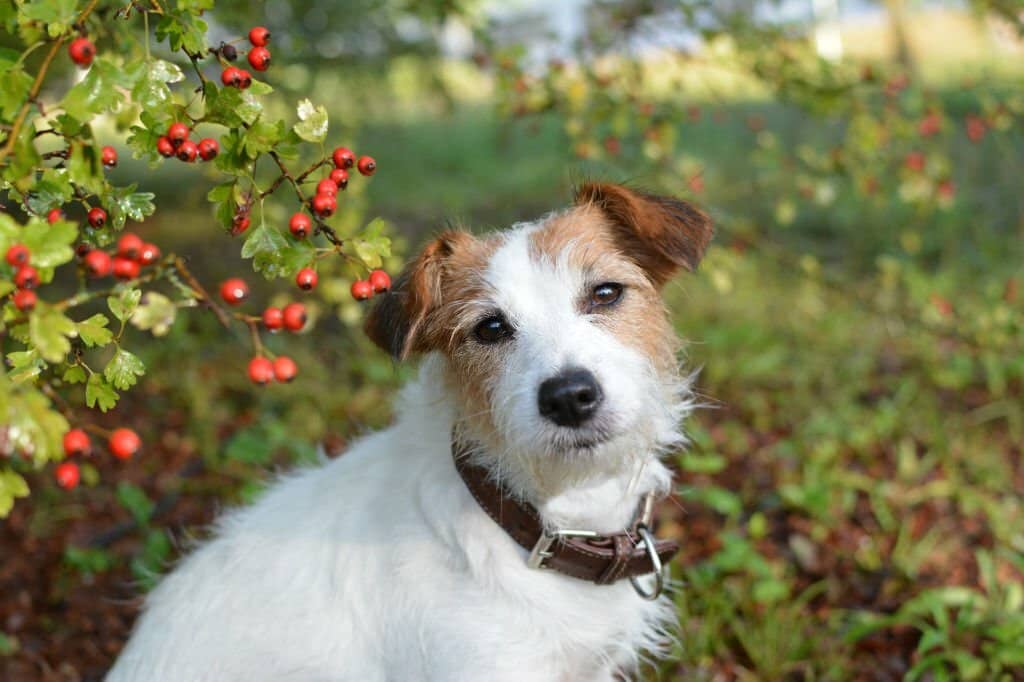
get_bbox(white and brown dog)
[107,182,713,681]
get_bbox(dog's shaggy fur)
[107,182,712,681]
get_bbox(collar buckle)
[527,528,600,570]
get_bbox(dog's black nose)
[538,368,604,428]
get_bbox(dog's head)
[366,182,712,490]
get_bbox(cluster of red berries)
[350,269,391,301]
[299,146,377,224]
[55,428,142,490]
[74,231,161,281]
[247,355,297,385]
[5,243,38,311]
[156,122,219,163]
[220,278,309,331]
[218,26,272,90]
[68,36,96,68]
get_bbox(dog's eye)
[474,314,513,344]
[590,283,623,307]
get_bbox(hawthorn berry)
[248,356,274,385]
[329,168,349,189]
[75,243,91,259]
[350,279,373,301]
[273,356,298,382]
[84,250,112,277]
[5,244,29,267]
[198,138,219,161]
[176,140,199,163]
[68,37,95,68]
[63,429,92,457]
[167,122,190,147]
[295,268,318,291]
[55,462,81,490]
[222,66,244,87]
[47,208,64,223]
[137,243,161,266]
[156,136,175,157]
[87,207,107,228]
[357,156,377,176]
[101,145,118,168]
[239,70,253,88]
[12,289,36,311]
[231,215,251,236]
[220,42,238,61]
[248,46,271,71]
[289,213,312,239]
[262,306,284,331]
[117,232,144,259]
[109,428,141,460]
[282,302,307,331]
[316,178,338,197]
[332,147,355,169]
[311,193,336,218]
[249,26,271,46]
[369,269,391,293]
[220,277,249,305]
[14,265,39,290]
[113,256,140,281]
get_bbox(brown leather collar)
[452,437,680,588]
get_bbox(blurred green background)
[4,1,1024,680]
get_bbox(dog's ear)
[364,230,474,360]
[575,182,713,286]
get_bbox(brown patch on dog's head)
[364,230,495,360]
[573,182,713,286]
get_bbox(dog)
[106,182,713,681]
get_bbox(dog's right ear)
[364,230,474,360]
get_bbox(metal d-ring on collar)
[629,525,665,600]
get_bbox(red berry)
[295,268,318,291]
[101,145,117,168]
[248,46,271,71]
[350,279,373,301]
[167,122,190,147]
[248,356,274,385]
[176,140,198,163]
[332,147,355,169]
[289,213,311,239]
[273,356,297,382]
[14,266,39,290]
[156,136,175,157]
[282,302,307,331]
[904,151,925,172]
[109,428,141,460]
[137,242,161,266]
[84,250,112,277]
[316,178,338,197]
[329,168,349,189]
[198,138,219,161]
[231,215,251,236]
[369,269,391,293]
[262,306,284,331]
[12,289,36,311]
[311,193,336,217]
[117,232,143,259]
[47,208,64,223]
[75,243,92,259]
[220,278,249,305]
[221,66,243,87]
[249,26,271,47]
[87,207,107,228]
[357,156,376,176]
[68,37,95,68]
[5,244,30,267]
[113,256,140,281]
[55,462,81,489]
[63,429,92,457]
[237,69,253,89]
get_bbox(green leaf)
[130,292,177,337]
[293,99,329,142]
[352,218,392,269]
[106,185,156,230]
[62,365,87,384]
[25,168,74,215]
[104,348,146,390]
[242,120,282,159]
[67,143,104,195]
[0,65,33,118]
[85,373,119,412]
[18,0,77,36]
[130,58,184,115]
[21,215,76,268]
[61,60,126,120]
[76,314,113,347]
[0,469,30,518]
[108,288,142,322]
[29,306,76,363]
[116,482,154,525]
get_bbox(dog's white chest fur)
[107,364,674,681]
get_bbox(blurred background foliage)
[2,0,1024,680]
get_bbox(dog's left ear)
[575,182,713,286]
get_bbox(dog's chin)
[548,427,616,457]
